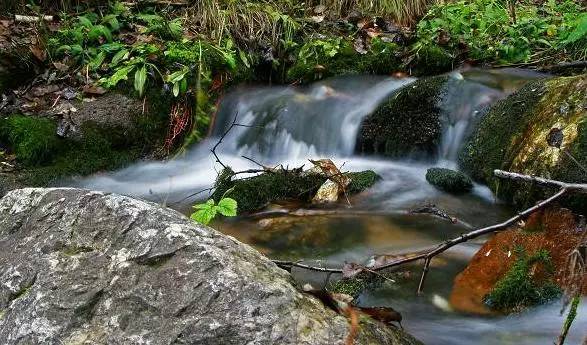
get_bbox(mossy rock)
[484,249,561,312]
[0,109,165,188]
[426,167,473,194]
[0,115,61,166]
[356,75,448,158]
[459,75,587,212]
[211,168,381,213]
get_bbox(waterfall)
[77,69,544,201]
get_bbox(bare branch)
[494,169,587,192]
[273,170,580,294]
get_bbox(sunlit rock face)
[450,206,587,315]
[460,74,587,211]
[0,188,421,345]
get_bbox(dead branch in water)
[273,170,587,294]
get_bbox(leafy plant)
[191,197,238,225]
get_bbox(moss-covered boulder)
[211,168,381,213]
[356,75,447,158]
[426,167,473,194]
[0,96,166,189]
[459,75,587,211]
[450,206,585,314]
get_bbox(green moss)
[1,112,164,187]
[212,168,381,213]
[0,115,62,166]
[347,170,382,194]
[357,75,447,158]
[426,167,473,194]
[328,277,369,298]
[409,45,454,76]
[484,249,561,312]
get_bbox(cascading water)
[75,69,587,345]
[78,75,416,198]
[79,69,544,201]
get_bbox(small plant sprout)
[191,188,238,225]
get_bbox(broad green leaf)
[78,16,93,28]
[180,78,188,94]
[111,49,129,66]
[89,51,106,70]
[239,50,250,68]
[172,82,180,97]
[102,65,135,88]
[134,65,147,96]
[193,199,215,210]
[191,207,217,225]
[216,198,237,217]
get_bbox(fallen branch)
[14,15,54,22]
[273,170,586,294]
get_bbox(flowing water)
[77,68,586,344]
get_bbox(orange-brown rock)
[450,206,586,314]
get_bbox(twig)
[211,112,238,169]
[493,169,587,192]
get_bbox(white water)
[78,71,511,200]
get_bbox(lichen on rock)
[0,188,422,345]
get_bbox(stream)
[77,69,586,344]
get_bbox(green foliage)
[191,197,238,225]
[484,248,562,312]
[0,115,61,166]
[288,37,401,82]
[414,0,587,65]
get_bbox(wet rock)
[0,188,422,345]
[459,74,587,211]
[356,75,447,158]
[450,206,587,314]
[425,167,473,194]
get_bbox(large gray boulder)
[0,188,421,345]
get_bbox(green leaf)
[102,65,135,88]
[193,199,215,210]
[111,49,129,66]
[191,207,217,225]
[216,198,237,217]
[78,16,93,28]
[172,82,180,97]
[89,51,106,70]
[134,65,147,96]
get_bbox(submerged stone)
[425,167,473,194]
[0,188,422,345]
[459,74,587,211]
